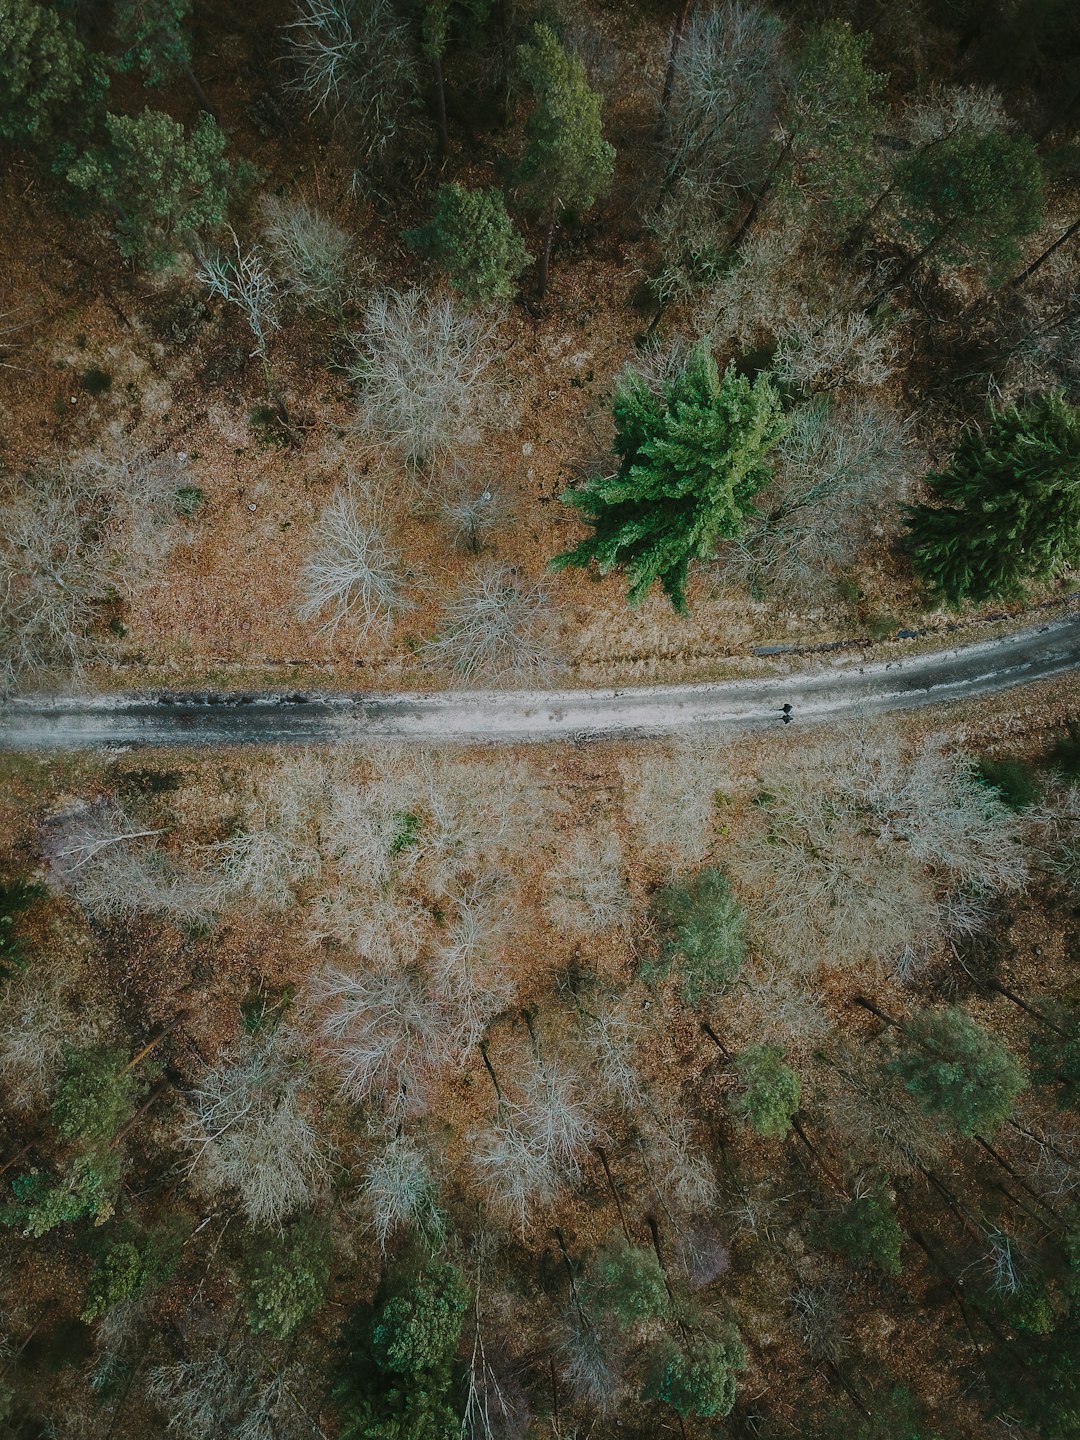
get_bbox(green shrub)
[51,1045,142,1147]
[890,1007,1026,1137]
[644,867,746,1006]
[642,1328,746,1419]
[581,1240,669,1325]
[241,1216,331,1339]
[822,1186,904,1275]
[731,1045,800,1139]
[407,184,530,306]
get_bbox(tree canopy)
[553,345,786,611]
[889,1007,1027,1137]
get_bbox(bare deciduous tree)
[197,240,281,389]
[359,1131,441,1250]
[299,481,413,642]
[181,1032,331,1226]
[728,731,1026,971]
[619,740,728,867]
[773,308,900,394]
[148,1352,306,1440]
[42,799,215,923]
[424,565,559,684]
[261,195,369,315]
[350,289,496,477]
[284,0,418,184]
[440,480,510,555]
[545,831,631,934]
[717,397,914,599]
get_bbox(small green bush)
[821,1186,904,1275]
[51,1045,142,1147]
[241,1215,331,1339]
[644,867,746,1006]
[730,1045,800,1139]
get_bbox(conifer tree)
[643,1329,746,1420]
[581,1240,670,1325]
[64,108,250,269]
[51,1044,142,1147]
[414,0,494,157]
[552,345,785,611]
[112,0,190,85]
[333,1256,468,1439]
[789,21,887,223]
[406,183,530,306]
[0,0,106,146]
[893,128,1044,285]
[822,1186,905,1275]
[888,1007,1026,1138]
[730,1045,800,1139]
[514,22,615,298]
[241,1216,331,1339]
[644,867,746,1006]
[907,391,1080,605]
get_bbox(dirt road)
[1,612,1078,749]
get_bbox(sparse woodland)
[2,0,1080,1436]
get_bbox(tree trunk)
[537,217,557,301]
[659,0,695,123]
[1009,215,1080,290]
[184,64,218,121]
[479,1041,504,1104]
[701,1020,733,1062]
[124,1011,188,1072]
[850,994,904,1029]
[111,1078,172,1147]
[432,53,449,161]
[974,1134,1061,1219]
[727,134,794,254]
[865,224,952,310]
[595,1147,631,1243]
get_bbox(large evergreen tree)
[894,128,1044,283]
[552,345,785,611]
[907,391,1080,605]
[64,108,250,269]
[0,0,106,147]
[514,22,614,298]
[406,183,530,306]
[889,1007,1027,1137]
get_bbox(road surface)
[1,612,1078,750]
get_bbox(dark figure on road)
[781,704,793,724]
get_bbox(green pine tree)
[241,1216,332,1339]
[407,183,530,305]
[822,1185,905,1275]
[894,128,1044,283]
[514,22,614,298]
[581,1240,670,1325]
[643,1329,747,1420]
[333,1256,468,1440]
[907,391,1080,605]
[789,21,887,223]
[2,1153,122,1237]
[64,107,251,269]
[112,0,191,85]
[52,1044,142,1147]
[731,1045,800,1139]
[553,345,785,612]
[0,0,107,147]
[644,867,746,1006]
[889,1007,1027,1138]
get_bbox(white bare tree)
[148,1353,306,1440]
[197,240,281,383]
[717,396,914,599]
[350,289,496,477]
[309,963,456,1117]
[284,0,418,182]
[42,799,216,923]
[423,565,559,684]
[440,480,510,555]
[359,1131,442,1250]
[299,481,413,642]
[260,195,369,315]
[545,831,632,934]
[728,730,1027,972]
[429,879,515,1051]
[773,308,900,394]
[619,740,729,867]
[181,1031,332,1226]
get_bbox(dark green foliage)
[514,22,614,222]
[2,1153,122,1237]
[816,1385,944,1440]
[333,1257,468,1440]
[552,345,785,611]
[406,184,530,306]
[242,1216,331,1339]
[789,21,887,222]
[0,876,44,982]
[581,1240,669,1325]
[390,810,422,855]
[907,392,1080,606]
[895,129,1044,282]
[1031,1014,1080,1109]
[174,485,205,517]
[64,108,250,269]
[51,1045,141,1147]
[81,1224,178,1321]
[644,867,746,1005]
[822,1185,904,1275]
[415,0,494,60]
[976,756,1042,810]
[987,1304,1080,1437]
[112,0,191,85]
[0,0,106,146]
[731,1045,800,1139]
[889,1007,1026,1138]
[642,1329,746,1419]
